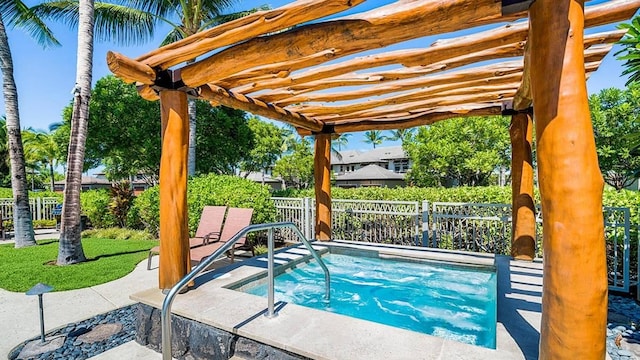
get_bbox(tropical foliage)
[616,16,640,86]
[241,117,285,177]
[404,116,511,187]
[273,138,314,189]
[589,84,640,190]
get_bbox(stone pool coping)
[131,242,542,360]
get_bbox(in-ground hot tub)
[229,244,497,349]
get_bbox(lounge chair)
[147,205,227,270]
[190,207,254,264]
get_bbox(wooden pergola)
[108,0,640,358]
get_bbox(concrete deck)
[132,242,543,360]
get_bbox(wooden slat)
[294,83,521,117]
[137,0,365,69]
[199,85,324,132]
[315,91,516,123]
[332,105,504,133]
[180,0,515,87]
[253,29,622,105]
[272,61,523,106]
[268,43,526,106]
[219,0,636,95]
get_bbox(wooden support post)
[510,112,536,261]
[314,133,332,241]
[159,90,191,290]
[530,1,607,359]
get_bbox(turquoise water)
[242,253,497,349]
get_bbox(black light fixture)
[26,283,54,343]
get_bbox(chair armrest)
[203,231,221,244]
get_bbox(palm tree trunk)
[0,14,36,248]
[58,0,94,265]
[188,98,196,175]
[187,59,196,176]
[49,161,55,191]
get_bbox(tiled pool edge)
[131,243,542,360]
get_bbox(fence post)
[304,197,312,240]
[422,200,429,247]
[36,197,42,221]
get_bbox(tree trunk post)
[314,133,331,241]
[530,1,607,358]
[159,90,191,290]
[510,112,536,261]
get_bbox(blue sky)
[3,0,635,158]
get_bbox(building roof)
[54,176,111,186]
[336,164,405,181]
[240,172,283,183]
[332,146,407,165]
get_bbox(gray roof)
[336,165,405,181]
[55,176,111,186]
[332,146,407,165]
[240,172,282,183]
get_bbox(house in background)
[54,173,153,194]
[332,146,411,188]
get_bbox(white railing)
[0,197,59,221]
[272,197,633,293]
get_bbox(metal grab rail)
[161,222,330,360]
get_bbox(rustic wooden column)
[530,1,607,359]
[314,133,332,241]
[510,112,536,261]
[158,90,191,290]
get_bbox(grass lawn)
[0,238,158,292]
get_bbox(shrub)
[131,174,277,237]
[81,227,155,240]
[110,181,134,228]
[80,189,117,229]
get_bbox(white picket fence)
[0,197,59,221]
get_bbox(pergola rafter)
[107,1,640,358]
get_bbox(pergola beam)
[136,0,366,69]
[179,0,517,88]
[199,85,323,132]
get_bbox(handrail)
[161,221,330,360]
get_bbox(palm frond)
[201,5,269,29]
[160,26,186,46]
[6,0,60,48]
[93,3,157,45]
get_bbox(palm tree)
[387,128,415,144]
[333,133,351,151]
[22,128,61,191]
[0,1,58,248]
[363,130,385,149]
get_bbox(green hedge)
[131,174,277,237]
[0,187,62,200]
[274,185,640,211]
